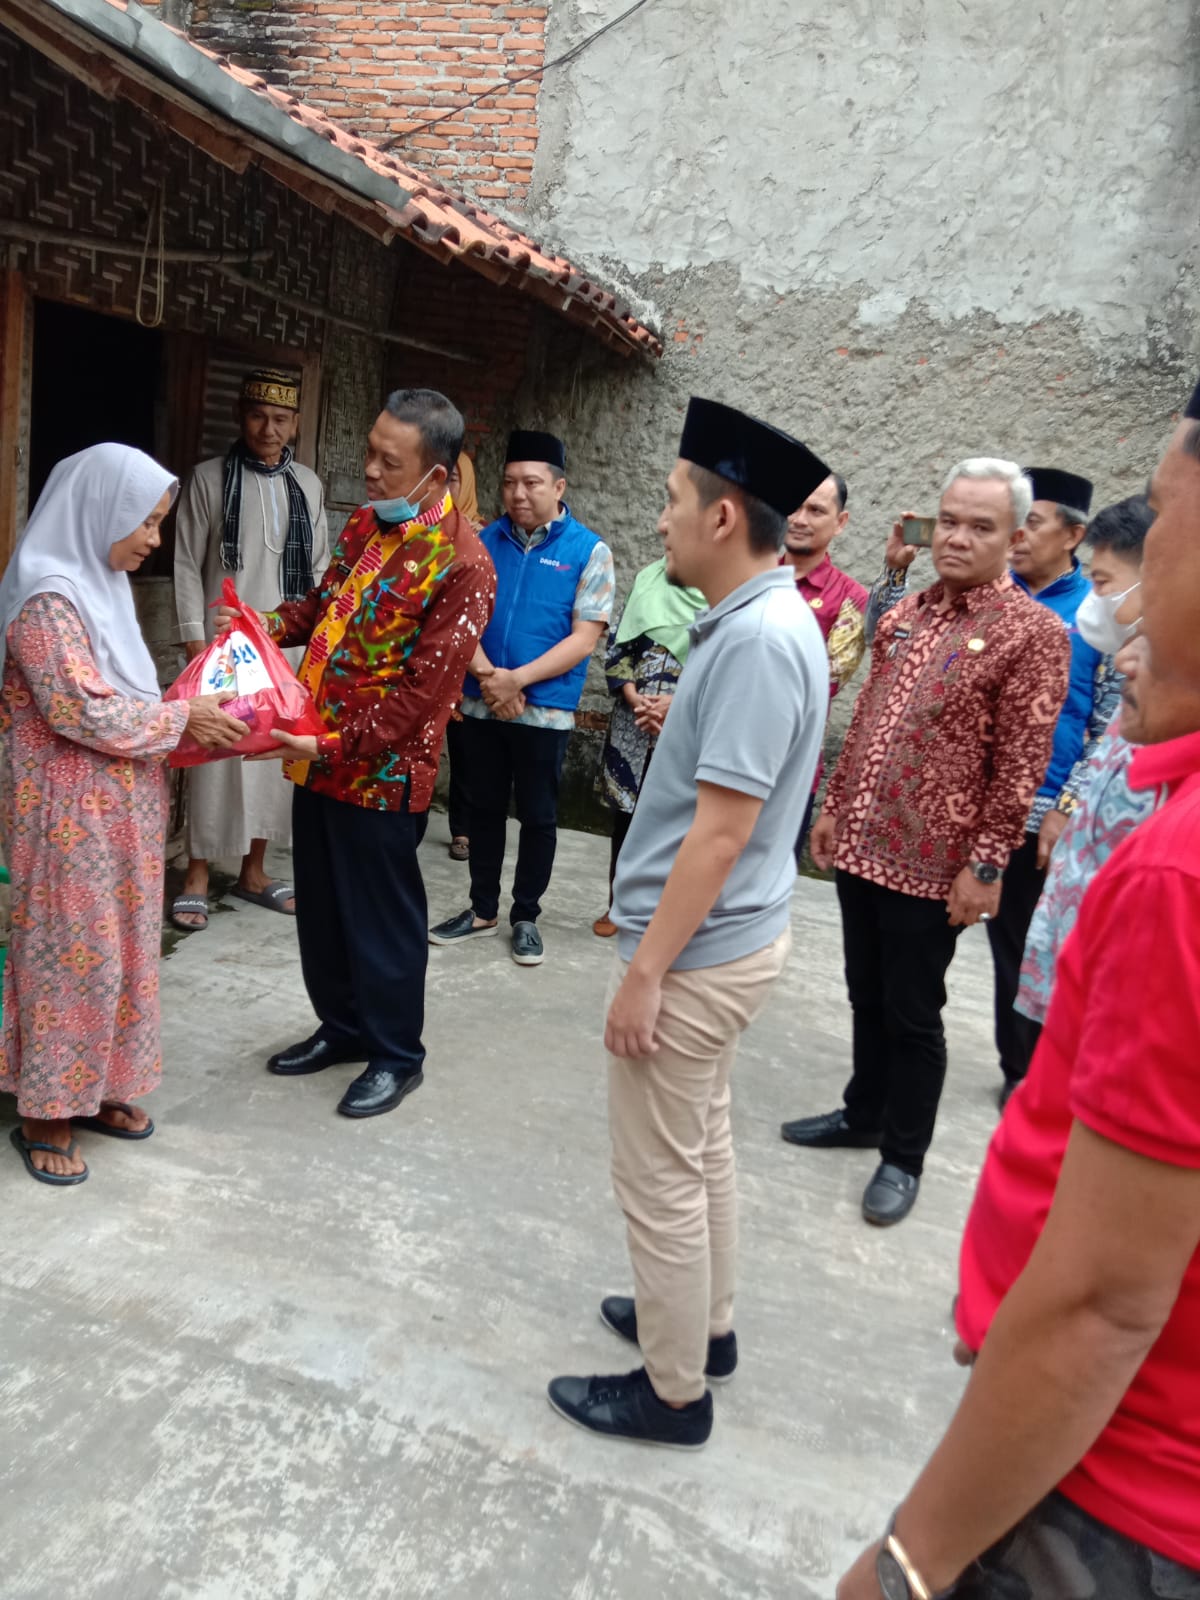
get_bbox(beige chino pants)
[606,928,791,1404]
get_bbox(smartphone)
[900,515,937,548]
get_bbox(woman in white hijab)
[0,443,247,1186]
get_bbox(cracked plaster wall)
[515,0,1200,810]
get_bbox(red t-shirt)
[956,726,1200,1571]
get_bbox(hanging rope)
[135,179,166,329]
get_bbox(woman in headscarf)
[0,443,247,1185]
[592,554,706,937]
[445,451,483,861]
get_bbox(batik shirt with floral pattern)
[1016,722,1159,1024]
[266,497,495,812]
[824,575,1071,899]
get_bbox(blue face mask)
[369,466,437,526]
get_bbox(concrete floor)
[0,819,1004,1600]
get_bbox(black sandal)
[72,1100,155,1140]
[9,1125,89,1186]
[170,893,209,931]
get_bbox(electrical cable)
[380,0,657,151]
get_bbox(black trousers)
[445,717,471,839]
[292,785,429,1074]
[985,830,1046,1085]
[837,870,963,1176]
[607,807,634,900]
[461,716,570,925]
[793,789,818,869]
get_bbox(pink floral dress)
[0,594,188,1119]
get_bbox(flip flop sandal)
[9,1125,89,1186]
[231,881,296,916]
[72,1100,155,1140]
[170,893,209,931]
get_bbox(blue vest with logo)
[463,507,604,711]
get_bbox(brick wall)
[385,244,534,508]
[186,0,547,202]
[0,27,541,486]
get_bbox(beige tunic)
[174,454,330,860]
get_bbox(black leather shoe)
[268,1031,368,1076]
[337,1065,424,1119]
[780,1108,882,1149]
[862,1161,920,1226]
[599,1296,738,1383]
[547,1366,712,1449]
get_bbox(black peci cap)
[1025,467,1094,514]
[506,429,566,471]
[678,397,830,517]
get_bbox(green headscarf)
[614,557,707,666]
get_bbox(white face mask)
[1075,581,1140,656]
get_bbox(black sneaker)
[600,1295,738,1383]
[511,920,544,966]
[428,908,498,946]
[547,1366,712,1449]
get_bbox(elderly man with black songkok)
[546,398,830,1450]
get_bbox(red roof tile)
[99,0,663,358]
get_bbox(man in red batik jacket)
[226,388,495,1119]
[780,458,1069,1226]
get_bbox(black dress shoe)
[862,1161,920,1226]
[780,1108,882,1149]
[547,1366,712,1449]
[337,1065,424,1118]
[268,1031,368,1076]
[599,1296,738,1383]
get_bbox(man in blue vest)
[430,430,614,967]
[990,466,1117,1103]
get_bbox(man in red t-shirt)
[836,386,1200,1599]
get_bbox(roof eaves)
[38,0,414,217]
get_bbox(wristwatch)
[1055,795,1080,817]
[968,861,1002,884]
[876,1513,934,1600]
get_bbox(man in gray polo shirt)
[547,397,830,1450]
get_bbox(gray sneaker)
[428,908,499,946]
[511,921,544,966]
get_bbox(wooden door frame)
[0,267,31,570]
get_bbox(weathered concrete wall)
[515,0,1200,820]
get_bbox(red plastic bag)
[165,579,325,768]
